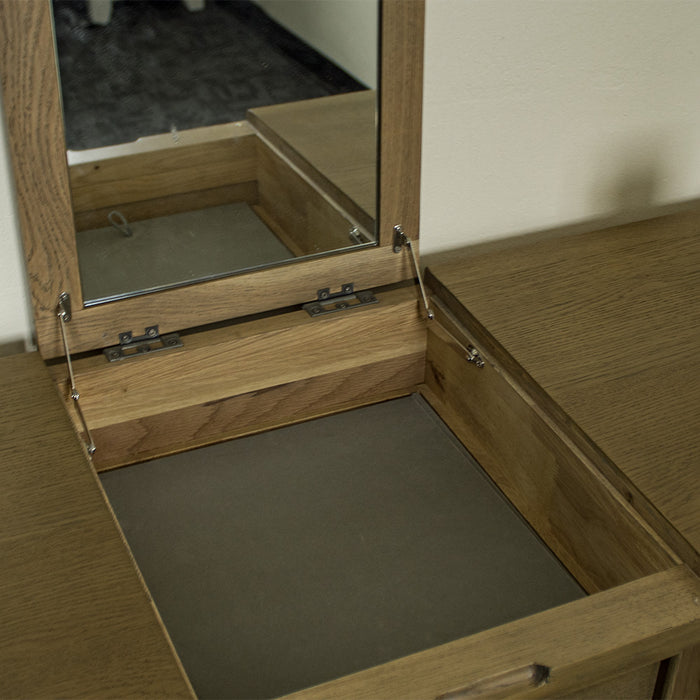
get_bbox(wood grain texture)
[73,181,258,232]
[425,209,700,572]
[248,91,376,232]
[37,243,415,357]
[0,0,84,313]
[422,313,677,594]
[1,0,424,359]
[282,566,700,700]
[51,285,425,450]
[69,124,257,215]
[379,0,424,247]
[558,663,659,700]
[662,643,700,699]
[255,137,361,255]
[437,663,659,700]
[0,352,193,698]
[90,352,424,470]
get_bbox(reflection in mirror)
[52,0,378,304]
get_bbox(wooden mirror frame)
[0,0,424,358]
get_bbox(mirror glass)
[51,0,379,305]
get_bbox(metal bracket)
[56,292,96,456]
[303,283,378,317]
[58,291,72,322]
[393,225,434,320]
[466,345,485,369]
[103,325,183,362]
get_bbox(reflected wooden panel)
[249,90,377,233]
[66,102,377,303]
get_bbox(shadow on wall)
[422,194,700,271]
[422,133,690,269]
[589,134,670,218]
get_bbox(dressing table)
[1,1,699,698]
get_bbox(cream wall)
[2,0,700,348]
[255,0,378,88]
[420,0,700,253]
[0,89,32,353]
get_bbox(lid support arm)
[393,225,434,320]
[57,293,96,456]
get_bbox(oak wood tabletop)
[426,209,700,567]
[0,352,193,698]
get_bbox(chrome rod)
[393,225,434,320]
[57,294,96,455]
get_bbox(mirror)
[0,0,422,359]
[51,0,379,304]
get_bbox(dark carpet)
[52,0,369,150]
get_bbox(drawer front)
[282,566,700,699]
[557,662,659,699]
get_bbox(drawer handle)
[436,663,550,700]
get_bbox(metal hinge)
[303,283,378,317]
[103,325,183,362]
[465,345,485,369]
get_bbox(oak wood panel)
[73,181,258,232]
[52,285,424,437]
[283,566,700,700]
[37,243,415,357]
[559,663,659,699]
[424,210,700,572]
[0,352,193,698]
[88,352,424,470]
[435,663,660,699]
[248,91,376,232]
[1,0,423,360]
[379,0,424,247]
[0,0,84,312]
[662,643,700,699]
[69,125,257,214]
[256,137,361,255]
[422,312,677,593]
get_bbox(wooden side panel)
[248,91,376,232]
[53,286,425,466]
[255,138,360,256]
[662,643,700,699]
[282,566,700,700]
[422,311,677,593]
[69,125,257,217]
[379,0,424,247]
[0,0,84,314]
[90,353,424,470]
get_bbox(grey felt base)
[101,395,584,699]
[77,202,292,303]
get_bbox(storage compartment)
[99,395,585,698]
[57,286,695,699]
[2,2,698,696]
